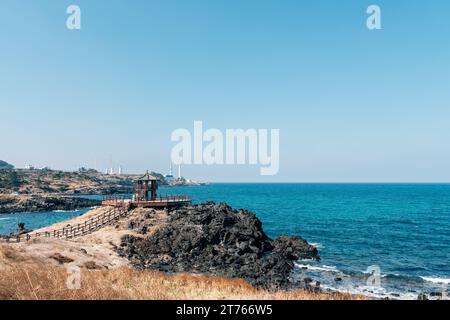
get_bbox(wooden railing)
[0,205,130,244]
[103,194,191,202]
[135,195,192,203]
[102,195,191,206]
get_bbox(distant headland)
[0,161,204,214]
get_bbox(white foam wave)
[310,242,324,249]
[295,263,338,273]
[421,277,450,285]
[321,284,419,300]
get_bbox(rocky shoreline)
[0,195,101,214]
[118,202,319,290]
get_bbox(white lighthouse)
[164,164,175,183]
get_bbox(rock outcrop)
[7,222,32,237]
[118,202,319,289]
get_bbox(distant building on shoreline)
[104,165,123,175]
[24,165,50,171]
[165,164,207,186]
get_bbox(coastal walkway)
[0,205,131,244]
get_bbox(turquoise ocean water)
[0,209,90,235]
[1,184,449,299]
[165,183,450,299]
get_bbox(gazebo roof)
[135,171,158,182]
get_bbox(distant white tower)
[178,165,181,180]
[118,166,123,175]
[105,168,108,175]
[110,167,114,175]
[164,163,175,183]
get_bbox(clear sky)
[1,0,449,182]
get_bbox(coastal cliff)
[0,168,167,196]
[118,202,319,289]
[0,168,165,213]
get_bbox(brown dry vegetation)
[0,245,364,300]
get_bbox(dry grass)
[0,245,364,300]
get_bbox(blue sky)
[1,0,449,182]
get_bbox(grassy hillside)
[0,245,362,300]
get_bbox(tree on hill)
[78,167,99,174]
[0,160,14,170]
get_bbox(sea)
[1,183,449,299]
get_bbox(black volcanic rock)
[15,222,31,235]
[0,196,100,214]
[3,222,33,238]
[118,202,319,289]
